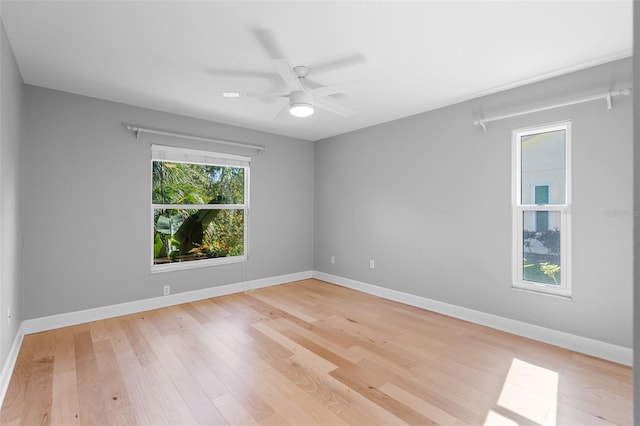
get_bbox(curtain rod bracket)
[125,125,141,139]
[474,120,487,132]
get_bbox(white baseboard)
[21,270,312,335]
[313,271,632,366]
[0,323,25,407]
[0,270,312,404]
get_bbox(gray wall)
[21,86,314,319]
[315,58,633,348]
[0,21,23,366]
[633,0,638,419]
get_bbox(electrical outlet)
[163,285,170,296]
[369,259,375,269]
[330,255,335,264]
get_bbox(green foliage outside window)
[522,228,561,286]
[152,161,246,265]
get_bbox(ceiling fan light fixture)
[289,90,314,118]
[289,103,314,117]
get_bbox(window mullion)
[519,205,565,212]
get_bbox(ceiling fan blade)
[206,68,276,80]
[251,27,285,59]
[221,92,288,99]
[315,98,353,117]
[244,92,289,98]
[274,102,291,120]
[309,53,367,74]
[273,59,304,92]
[302,77,324,90]
[311,81,357,98]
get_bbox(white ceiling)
[1,1,632,141]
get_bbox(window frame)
[150,145,250,273]
[512,121,571,297]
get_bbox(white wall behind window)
[21,86,314,319]
[314,58,633,348]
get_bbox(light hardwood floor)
[0,279,632,425]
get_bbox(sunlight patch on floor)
[490,358,559,425]
[483,410,519,426]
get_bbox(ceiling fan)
[223,58,354,119]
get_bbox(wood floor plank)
[118,317,158,367]
[164,332,228,400]
[112,349,170,426]
[280,323,363,368]
[100,316,136,358]
[0,279,632,425]
[259,367,351,426]
[50,369,81,426]
[329,366,436,425]
[167,331,277,422]
[93,339,132,412]
[210,334,331,425]
[212,392,259,426]
[74,330,108,426]
[379,382,466,426]
[130,310,190,381]
[145,360,205,425]
[21,354,54,426]
[248,290,320,324]
[105,404,138,426]
[173,375,229,426]
[350,338,421,370]
[179,302,214,325]
[0,335,37,424]
[51,328,78,375]
[245,296,315,332]
[250,320,338,373]
[189,298,233,320]
[211,294,266,324]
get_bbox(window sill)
[511,285,572,301]
[151,255,247,274]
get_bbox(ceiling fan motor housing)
[290,90,313,106]
[289,90,315,118]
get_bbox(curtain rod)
[125,125,267,153]
[474,88,632,132]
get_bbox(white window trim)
[512,122,571,298]
[150,145,250,273]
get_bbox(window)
[151,145,249,272]
[513,122,571,297]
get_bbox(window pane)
[535,211,549,232]
[153,208,244,264]
[534,185,549,204]
[521,130,565,205]
[152,162,244,205]
[522,211,561,285]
